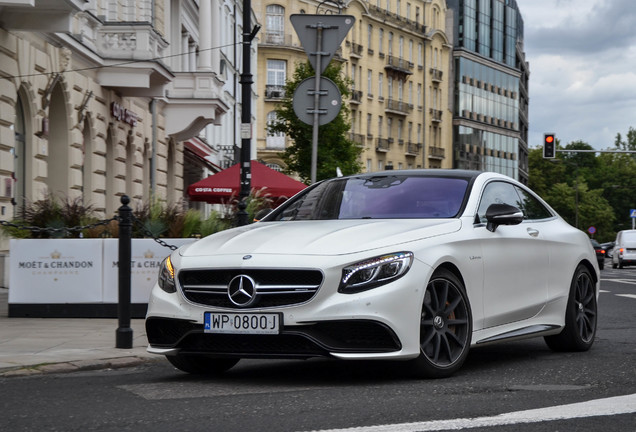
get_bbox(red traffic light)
[543,133,556,158]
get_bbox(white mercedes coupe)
[146,170,599,378]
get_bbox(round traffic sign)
[292,76,342,126]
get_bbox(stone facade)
[0,0,254,282]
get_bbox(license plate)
[204,312,281,334]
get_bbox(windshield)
[268,175,470,221]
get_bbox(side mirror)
[485,203,524,232]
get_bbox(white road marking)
[304,393,636,432]
[616,294,636,300]
[601,278,636,285]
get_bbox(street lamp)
[236,1,261,226]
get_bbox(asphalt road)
[1,264,635,432]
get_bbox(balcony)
[95,23,173,97]
[376,138,391,152]
[348,133,365,147]
[163,72,230,141]
[349,42,364,58]
[430,108,443,123]
[385,55,414,77]
[405,143,422,156]
[265,85,285,100]
[350,90,363,104]
[428,146,445,160]
[261,32,296,48]
[430,68,443,83]
[385,99,413,116]
[0,0,86,32]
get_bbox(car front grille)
[178,269,324,309]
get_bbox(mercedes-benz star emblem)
[228,275,257,307]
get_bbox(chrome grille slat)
[178,269,323,309]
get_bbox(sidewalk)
[0,288,158,377]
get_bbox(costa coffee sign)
[110,102,138,127]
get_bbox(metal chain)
[0,217,118,236]
[1,215,179,251]
[131,215,179,251]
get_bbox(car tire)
[544,264,597,352]
[409,268,472,379]
[166,354,240,375]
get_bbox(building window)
[267,59,286,86]
[378,73,384,98]
[267,111,285,149]
[367,69,373,96]
[266,5,285,42]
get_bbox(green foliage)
[1,191,276,240]
[268,61,363,183]
[0,194,100,239]
[529,131,636,242]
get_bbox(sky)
[516,0,636,150]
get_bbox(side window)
[476,181,523,223]
[514,186,553,220]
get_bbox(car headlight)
[158,256,176,293]
[339,252,414,293]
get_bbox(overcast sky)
[516,0,636,150]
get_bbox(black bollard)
[116,195,133,349]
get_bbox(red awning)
[187,160,307,205]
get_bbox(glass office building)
[447,0,529,183]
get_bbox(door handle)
[527,228,539,237]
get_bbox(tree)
[614,126,636,151]
[267,61,363,183]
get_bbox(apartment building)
[253,0,454,173]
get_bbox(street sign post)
[290,14,355,184]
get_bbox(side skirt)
[475,324,562,345]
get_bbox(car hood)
[180,219,462,257]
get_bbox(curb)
[0,356,160,378]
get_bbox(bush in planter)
[1,194,100,239]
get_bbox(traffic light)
[543,133,556,158]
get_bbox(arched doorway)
[13,94,27,215]
[47,82,70,196]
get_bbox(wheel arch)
[433,262,466,290]
[578,258,599,287]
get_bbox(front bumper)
[145,253,432,360]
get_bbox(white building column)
[198,0,213,72]
[211,0,221,75]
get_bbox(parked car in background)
[612,230,636,269]
[590,239,605,270]
[146,170,600,378]
[601,242,615,259]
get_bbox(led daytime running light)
[340,252,414,293]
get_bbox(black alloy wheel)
[410,268,472,378]
[545,264,597,352]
